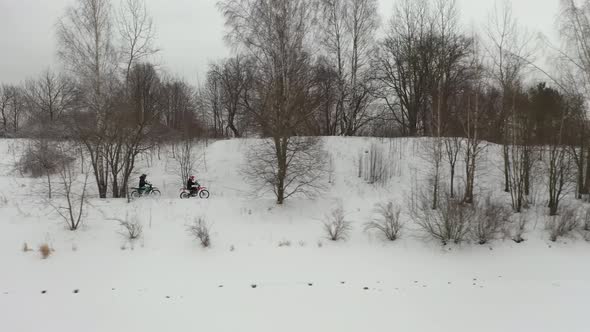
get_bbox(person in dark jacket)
[139,174,150,194]
[187,175,199,196]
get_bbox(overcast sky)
[0,0,560,86]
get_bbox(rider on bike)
[139,174,150,195]
[187,175,199,196]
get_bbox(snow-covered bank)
[0,137,589,332]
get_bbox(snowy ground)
[1,137,589,332]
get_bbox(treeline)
[2,0,590,205]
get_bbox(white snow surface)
[0,137,589,332]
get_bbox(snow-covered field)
[1,137,589,332]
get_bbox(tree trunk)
[503,144,510,192]
[275,136,288,205]
[450,167,455,198]
[46,171,52,199]
[584,146,590,195]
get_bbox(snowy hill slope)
[0,137,589,332]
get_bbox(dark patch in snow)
[251,284,257,289]
[340,281,345,284]
[363,287,369,290]
[166,296,170,299]
[218,285,224,288]
[73,289,79,294]
[308,283,313,286]
[41,290,46,294]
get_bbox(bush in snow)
[323,206,352,241]
[278,240,291,247]
[39,243,52,259]
[547,206,579,242]
[471,196,511,245]
[188,217,211,248]
[118,214,143,241]
[411,191,474,245]
[364,202,403,241]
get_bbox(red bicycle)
[179,184,210,199]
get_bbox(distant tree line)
[2,0,590,206]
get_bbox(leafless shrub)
[323,206,352,241]
[471,196,511,245]
[188,217,211,248]
[23,242,31,252]
[360,143,391,185]
[39,243,52,259]
[118,215,143,241]
[547,206,579,242]
[411,191,474,245]
[47,161,90,231]
[278,240,291,247]
[364,202,403,241]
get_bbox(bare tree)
[202,67,224,137]
[24,70,78,136]
[342,0,379,135]
[57,0,118,198]
[208,55,254,137]
[485,0,534,192]
[374,0,434,136]
[47,159,90,231]
[105,62,161,198]
[0,85,10,135]
[219,0,326,204]
[0,84,26,135]
[312,56,340,135]
[117,0,158,82]
[171,137,204,187]
[462,38,488,204]
[545,91,577,216]
[244,137,327,201]
[559,0,590,196]
[444,137,461,198]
